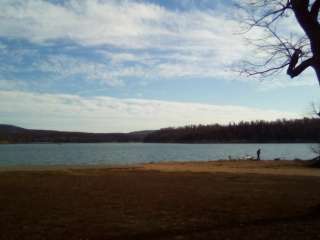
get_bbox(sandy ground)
[143,160,320,177]
[1,160,320,240]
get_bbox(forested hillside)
[144,118,320,143]
[1,118,320,144]
[0,125,151,143]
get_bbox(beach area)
[1,160,320,240]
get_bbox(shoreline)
[0,159,319,177]
[1,142,319,145]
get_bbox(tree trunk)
[310,33,320,86]
[313,63,320,86]
[291,2,320,85]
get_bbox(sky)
[0,0,319,132]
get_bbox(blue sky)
[0,0,319,132]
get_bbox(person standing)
[257,148,261,161]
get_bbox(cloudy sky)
[0,0,319,132]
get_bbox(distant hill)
[0,124,29,134]
[2,118,320,144]
[0,124,154,144]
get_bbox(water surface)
[0,143,317,167]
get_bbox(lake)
[0,143,318,167]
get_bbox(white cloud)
[0,0,174,48]
[0,90,299,132]
[0,0,252,80]
[0,0,316,89]
[36,55,124,86]
[0,79,26,90]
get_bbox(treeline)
[0,125,151,143]
[144,118,320,143]
[2,118,320,144]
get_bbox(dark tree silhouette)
[239,0,320,84]
[144,118,320,143]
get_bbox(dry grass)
[1,160,320,239]
[143,160,320,177]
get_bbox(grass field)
[1,160,320,239]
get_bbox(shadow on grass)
[116,205,320,240]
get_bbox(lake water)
[0,143,318,167]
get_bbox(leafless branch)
[238,0,316,79]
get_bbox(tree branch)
[311,0,320,21]
[311,102,320,117]
[245,62,289,77]
[245,0,291,28]
[287,51,314,78]
[238,0,316,81]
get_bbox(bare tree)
[239,0,320,84]
[310,102,320,162]
[311,144,320,159]
[311,102,320,117]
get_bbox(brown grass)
[1,160,320,239]
[143,160,320,177]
